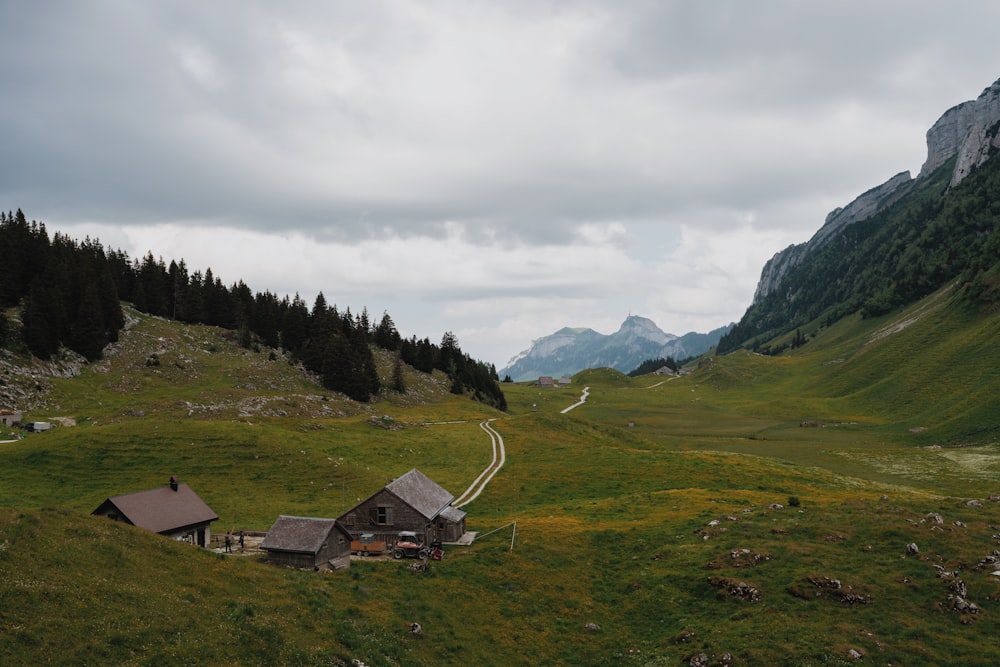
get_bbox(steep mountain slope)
[499,315,732,381]
[722,77,1000,353]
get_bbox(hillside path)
[452,419,505,508]
[561,386,590,414]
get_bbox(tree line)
[0,209,506,409]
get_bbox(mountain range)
[498,315,732,381]
[502,77,1000,378]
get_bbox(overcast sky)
[3,2,999,368]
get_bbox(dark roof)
[260,516,345,554]
[439,505,466,523]
[93,481,218,534]
[385,469,455,520]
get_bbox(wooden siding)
[339,488,434,544]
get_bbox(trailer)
[350,532,387,557]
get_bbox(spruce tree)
[67,277,107,361]
[391,351,406,393]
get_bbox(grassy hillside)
[2,299,1000,665]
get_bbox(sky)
[3,2,1000,369]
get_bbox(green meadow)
[2,291,999,665]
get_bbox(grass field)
[2,292,1000,665]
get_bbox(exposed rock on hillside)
[753,77,1000,304]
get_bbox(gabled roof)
[93,480,218,534]
[385,468,455,521]
[260,516,347,554]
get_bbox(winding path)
[452,419,506,508]
[560,386,591,414]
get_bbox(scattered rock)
[583,622,601,633]
[847,648,864,660]
[673,628,696,644]
[729,548,772,567]
[768,503,785,510]
[708,576,761,602]
[689,652,709,667]
[967,499,984,509]
[408,622,422,635]
[925,513,944,524]
[948,595,980,615]
[906,543,920,557]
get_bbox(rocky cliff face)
[754,171,914,302]
[753,77,1000,304]
[921,79,1000,185]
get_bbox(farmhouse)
[0,409,22,427]
[259,516,352,571]
[91,476,218,547]
[338,468,467,545]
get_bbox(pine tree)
[391,351,406,393]
[22,280,59,359]
[67,276,107,361]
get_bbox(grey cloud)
[3,2,1000,252]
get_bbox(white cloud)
[4,2,1000,366]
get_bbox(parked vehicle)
[350,533,387,556]
[392,531,431,559]
[25,422,52,432]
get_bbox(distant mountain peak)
[499,316,732,381]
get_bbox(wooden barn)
[92,476,218,547]
[338,468,467,545]
[259,516,352,571]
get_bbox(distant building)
[537,376,555,388]
[92,476,218,547]
[260,516,352,571]
[0,409,22,427]
[337,468,467,545]
[558,376,572,386]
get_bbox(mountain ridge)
[499,315,731,381]
[753,77,1000,305]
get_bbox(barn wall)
[266,550,315,569]
[316,530,351,570]
[339,490,431,543]
[437,516,465,543]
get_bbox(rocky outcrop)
[753,77,1000,304]
[920,78,1000,186]
[753,171,914,302]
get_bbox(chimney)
[169,476,179,491]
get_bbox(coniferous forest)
[0,209,506,409]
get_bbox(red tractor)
[392,531,431,559]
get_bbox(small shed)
[338,468,467,545]
[0,409,22,427]
[260,516,352,571]
[92,476,218,547]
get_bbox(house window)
[370,506,392,525]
